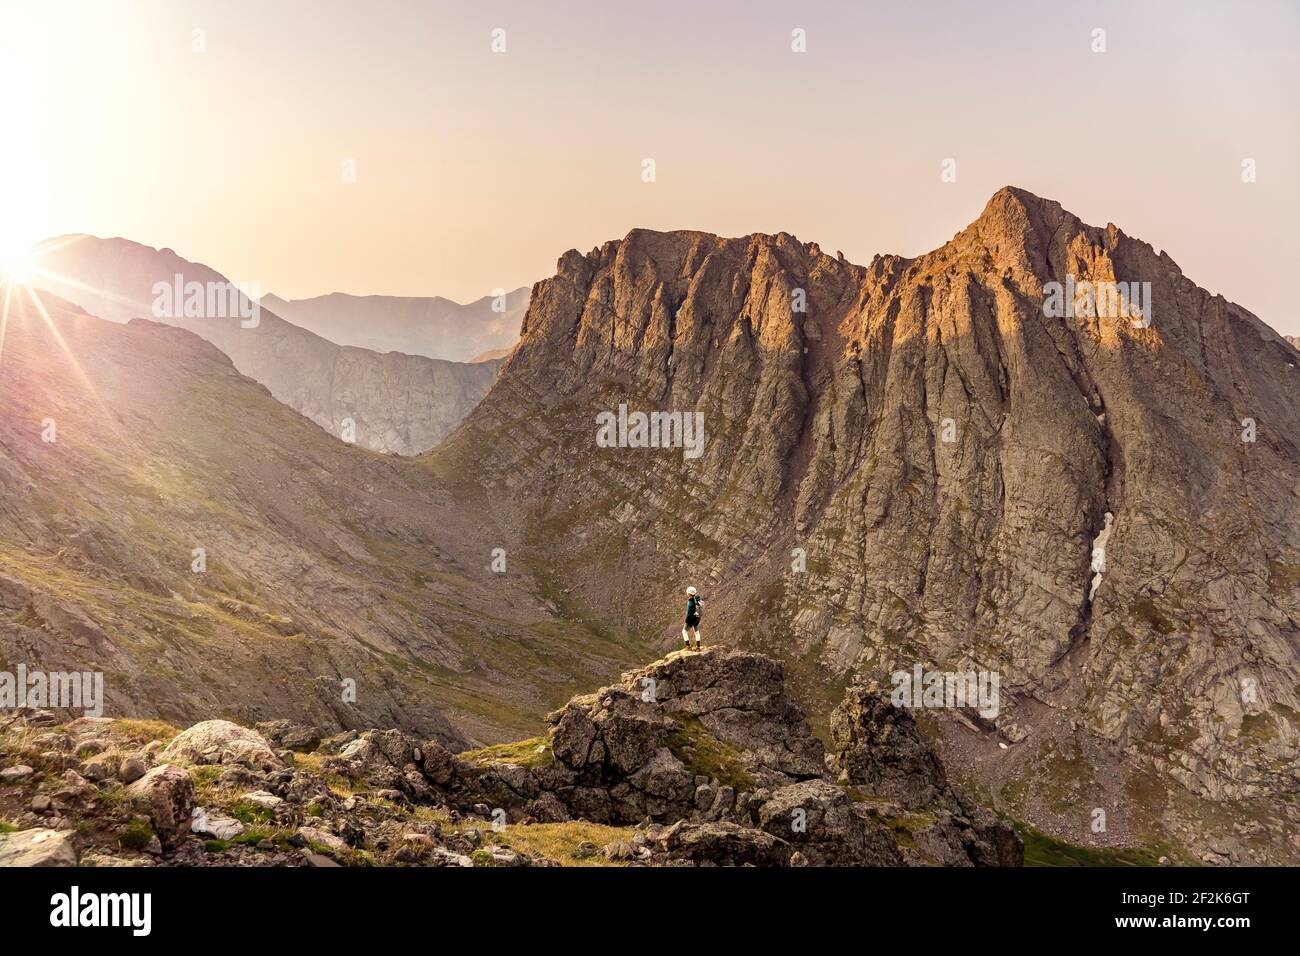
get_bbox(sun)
[0,240,36,284]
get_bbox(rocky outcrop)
[544,649,825,812]
[830,686,1022,866]
[453,648,1020,866]
[0,652,1019,867]
[829,687,949,809]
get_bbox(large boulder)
[126,764,195,845]
[645,820,792,867]
[254,720,322,752]
[828,686,948,808]
[0,827,77,866]
[540,649,825,825]
[758,780,903,866]
[828,686,1023,866]
[162,720,283,772]
[615,650,826,781]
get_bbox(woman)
[682,586,704,651]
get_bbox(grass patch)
[226,800,277,825]
[483,821,636,867]
[292,752,357,794]
[232,825,291,848]
[1016,821,1172,867]
[665,712,756,791]
[0,821,18,834]
[460,736,555,769]
[119,820,154,851]
[188,765,223,797]
[111,719,182,744]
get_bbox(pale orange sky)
[2,0,1297,332]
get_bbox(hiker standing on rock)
[682,586,704,651]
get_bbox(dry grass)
[480,820,636,867]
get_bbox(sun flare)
[0,242,35,284]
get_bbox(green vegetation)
[460,736,555,769]
[666,712,755,791]
[1130,598,1177,635]
[1016,821,1175,867]
[0,820,18,834]
[111,719,182,744]
[1240,711,1278,742]
[227,800,277,825]
[119,820,154,851]
[479,820,635,868]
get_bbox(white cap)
[687,586,697,595]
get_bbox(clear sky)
[2,0,1297,332]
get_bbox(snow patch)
[1088,512,1114,601]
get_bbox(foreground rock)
[162,720,285,772]
[0,827,77,866]
[126,765,196,847]
[0,650,1020,867]
[453,648,1021,866]
[830,687,1022,866]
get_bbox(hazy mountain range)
[259,288,528,363]
[26,236,507,455]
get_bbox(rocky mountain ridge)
[437,186,1300,862]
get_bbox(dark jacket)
[685,595,703,627]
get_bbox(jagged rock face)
[443,188,1300,857]
[28,236,501,455]
[830,687,1022,866]
[829,687,948,810]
